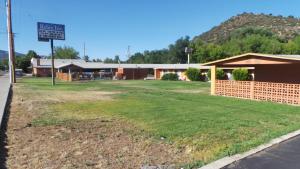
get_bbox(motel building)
[31,58,212,81]
[204,53,300,105]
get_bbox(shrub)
[232,68,249,81]
[161,73,178,81]
[207,69,226,80]
[185,68,201,81]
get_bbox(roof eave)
[202,53,300,66]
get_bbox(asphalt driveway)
[223,134,300,169]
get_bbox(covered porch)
[56,63,115,81]
[204,53,300,105]
[57,64,83,81]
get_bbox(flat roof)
[32,58,210,69]
[57,63,211,69]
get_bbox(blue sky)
[0,0,300,60]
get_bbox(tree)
[0,59,8,71]
[92,58,102,62]
[127,52,145,63]
[15,50,37,73]
[114,55,120,63]
[232,68,249,81]
[185,68,201,81]
[168,36,190,63]
[283,36,300,54]
[125,27,300,64]
[144,49,170,63]
[207,69,226,80]
[83,55,90,62]
[26,50,39,58]
[103,57,114,63]
[53,46,80,59]
[15,57,30,72]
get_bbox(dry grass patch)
[5,82,194,169]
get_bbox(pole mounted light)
[185,47,193,65]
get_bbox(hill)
[0,50,25,60]
[196,13,300,43]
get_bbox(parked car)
[15,69,24,77]
[144,74,155,80]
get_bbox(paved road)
[223,134,300,169]
[0,74,10,127]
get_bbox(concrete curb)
[199,129,300,169]
[0,75,11,128]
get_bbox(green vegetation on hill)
[197,13,300,44]
[127,13,300,64]
[128,27,300,64]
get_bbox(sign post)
[37,22,65,86]
[50,39,55,85]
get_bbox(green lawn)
[18,77,300,167]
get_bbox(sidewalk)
[0,74,10,127]
[222,134,300,169]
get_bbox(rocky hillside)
[196,13,300,43]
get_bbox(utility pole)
[127,45,131,63]
[6,0,16,83]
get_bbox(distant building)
[31,58,87,77]
[31,58,210,80]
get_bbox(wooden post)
[51,39,55,86]
[68,68,72,81]
[250,81,254,99]
[211,65,216,95]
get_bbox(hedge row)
[161,68,250,81]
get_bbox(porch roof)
[203,53,300,66]
[57,63,84,69]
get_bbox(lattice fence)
[56,72,70,81]
[254,82,300,105]
[216,80,252,99]
[215,80,300,105]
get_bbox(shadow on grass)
[0,89,12,169]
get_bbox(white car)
[144,74,155,80]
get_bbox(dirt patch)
[5,85,193,169]
[6,119,190,169]
[15,85,119,103]
[55,91,119,102]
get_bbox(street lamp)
[185,47,193,64]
